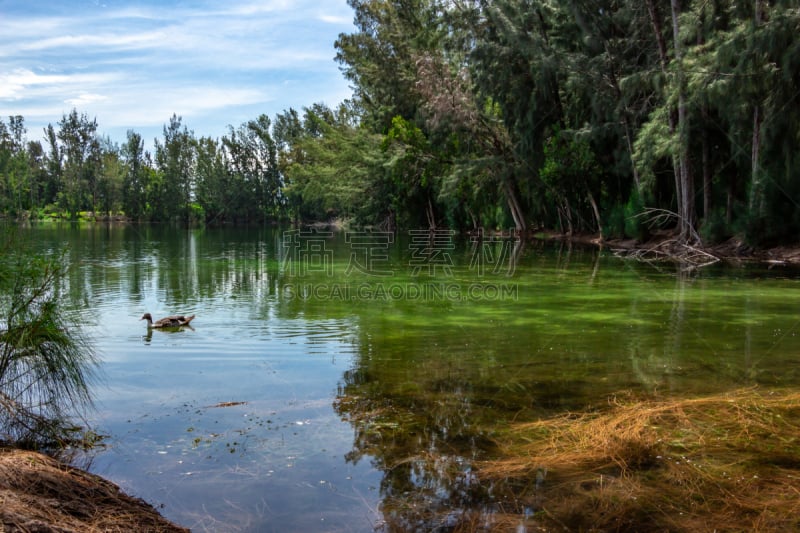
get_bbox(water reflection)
[142,325,195,345]
[18,224,800,531]
[331,245,800,529]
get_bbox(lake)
[20,224,800,532]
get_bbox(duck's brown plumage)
[141,313,195,328]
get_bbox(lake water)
[21,224,800,532]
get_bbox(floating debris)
[206,401,247,408]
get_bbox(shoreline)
[535,230,800,265]
[0,447,188,532]
[10,217,800,265]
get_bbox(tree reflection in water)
[335,362,536,531]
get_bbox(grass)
[478,388,800,531]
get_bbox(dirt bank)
[0,447,188,533]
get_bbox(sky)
[0,0,356,150]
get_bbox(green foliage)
[605,203,626,239]
[700,208,734,244]
[0,116,33,216]
[0,229,98,449]
[154,114,196,223]
[624,191,649,242]
[382,115,451,229]
[606,190,649,241]
[2,1,800,244]
[54,110,102,219]
[120,131,148,220]
[188,202,205,225]
[214,114,283,223]
[383,116,433,190]
[633,106,675,194]
[280,104,385,224]
[540,128,600,192]
[539,127,604,234]
[335,0,445,131]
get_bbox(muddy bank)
[0,447,188,533]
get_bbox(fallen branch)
[620,209,720,267]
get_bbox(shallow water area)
[21,223,800,532]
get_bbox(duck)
[141,312,196,328]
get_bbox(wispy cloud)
[64,93,109,107]
[0,0,354,145]
[0,69,120,100]
[18,30,169,53]
[318,13,353,25]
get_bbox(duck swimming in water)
[141,313,196,328]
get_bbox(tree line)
[0,111,283,225]
[2,0,799,246]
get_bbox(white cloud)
[64,93,109,107]
[213,0,294,16]
[19,29,171,53]
[0,69,117,100]
[102,86,271,126]
[318,14,352,25]
[0,0,355,146]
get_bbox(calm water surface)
[23,224,800,532]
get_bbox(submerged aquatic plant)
[480,388,800,531]
[0,229,98,449]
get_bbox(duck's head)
[140,313,153,321]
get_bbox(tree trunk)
[426,196,437,230]
[646,0,669,72]
[607,55,642,194]
[466,206,479,231]
[750,105,763,216]
[504,179,526,233]
[623,116,641,193]
[701,105,712,221]
[726,181,734,225]
[647,0,685,234]
[698,14,712,222]
[671,0,694,243]
[563,197,573,236]
[750,0,766,218]
[587,189,603,241]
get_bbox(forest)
[1,0,799,247]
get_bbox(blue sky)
[0,0,355,149]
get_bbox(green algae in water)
[19,224,800,531]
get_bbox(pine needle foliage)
[0,228,98,449]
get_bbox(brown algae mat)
[0,447,188,532]
[480,388,800,531]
